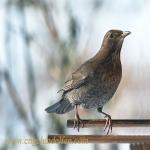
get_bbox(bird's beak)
[122,31,131,38]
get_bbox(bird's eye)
[110,33,114,38]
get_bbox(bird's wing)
[57,73,88,93]
[58,61,93,93]
[63,74,87,91]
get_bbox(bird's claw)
[104,115,112,135]
[73,118,84,132]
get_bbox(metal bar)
[48,135,150,143]
[67,119,150,128]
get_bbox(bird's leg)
[97,107,112,135]
[102,111,112,134]
[73,105,84,132]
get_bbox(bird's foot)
[104,114,112,135]
[73,117,84,132]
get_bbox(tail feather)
[45,99,74,114]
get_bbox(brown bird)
[45,29,131,134]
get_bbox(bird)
[45,29,131,134]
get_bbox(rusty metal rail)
[67,119,150,128]
[48,135,150,143]
[47,119,150,143]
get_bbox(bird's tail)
[45,99,74,114]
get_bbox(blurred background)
[0,0,150,150]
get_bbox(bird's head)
[102,29,131,51]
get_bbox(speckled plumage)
[64,53,122,109]
[45,29,131,133]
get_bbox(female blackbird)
[45,29,131,134]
